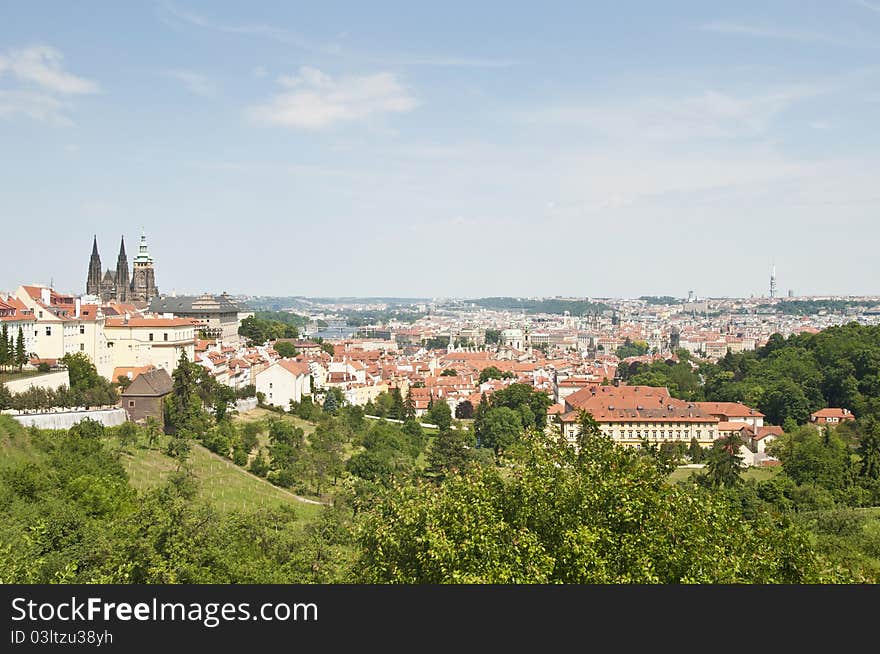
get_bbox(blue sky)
[1,1,878,298]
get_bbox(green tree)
[484,329,501,345]
[857,418,880,480]
[426,400,452,432]
[274,341,298,358]
[403,389,416,420]
[440,368,458,377]
[455,400,474,419]
[478,366,506,383]
[165,350,212,437]
[356,431,827,583]
[478,407,523,454]
[703,433,744,488]
[0,324,9,370]
[15,327,26,371]
[688,437,704,464]
[426,429,474,480]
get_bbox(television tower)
[769,264,777,299]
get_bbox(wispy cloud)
[0,45,99,94]
[0,90,72,126]
[160,2,513,68]
[515,84,826,143]
[163,69,217,96]
[0,45,98,124]
[699,21,879,49]
[858,0,880,14]
[247,66,417,129]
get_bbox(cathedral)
[86,232,159,304]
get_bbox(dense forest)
[619,323,880,425]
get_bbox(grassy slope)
[1,414,321,520]
[118,438,322,520]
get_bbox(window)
[45,326,52,336]
[107,341,114,348]
[79,325,85,334]
[79,344,84,351]
[149,333,153,341]
[269,382,273,389]
[128,401,135,408]
[164,333,168,341]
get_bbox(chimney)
[41,287,51,305]
[75,298,81,319]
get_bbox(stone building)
[86,232,158,304]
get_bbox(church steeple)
[86,235,102,296]
[115,235,130,302]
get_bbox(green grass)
[117,438,322,520]
[0,369,46,383]
[667,465,780,484]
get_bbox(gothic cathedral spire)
[115,235,130,302]
[86,235,102,296]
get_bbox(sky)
[1,1,878,299]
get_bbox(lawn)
[667,465,780,484]
[116,437,322,520]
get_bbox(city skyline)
[2,1,879,297]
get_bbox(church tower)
[130,230,158,303]
[86,235,102,296]
[114,236,130,303]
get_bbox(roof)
[564,384,716,424]
[122,368,173,397]
[276,359,311,377]
[754,426,784,441]
[717,421,755,434]
[694,402,764,418]
[113,365,155,381]
[148,293,241,315]
[105,317,195,328]
[811,408,854,419]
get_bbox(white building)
[255,359,312,408]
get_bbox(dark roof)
[122,368,173,397]
[148,293,241,315]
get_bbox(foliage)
[616,338,649,360]
[478,366,514,384]
[356,431,828,583]
[273,341,298,358]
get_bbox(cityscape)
[2,4,880,626]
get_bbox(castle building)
[86,232,159,304]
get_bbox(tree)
[322,388,343,415]
[0,324,8,370]
[703,433,744,488]
[15,327,26,371]
[403,389,416,421]
[455,400,474,419]
[484,329,501,345]
[575,410,602,450]
[306,424,346,495]
[489,383,553,430]
[274,341,298,358]
[426,429,474,480]
[389,388,405,420]
[688,437,704,464]
[426,400,453,432]
[440,368,458,377]
[165,350,211,437]
[479,366,513,384]
[357,431,827,583]
[857,418,880,480]
[478,407,523,454]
